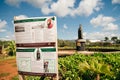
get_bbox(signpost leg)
[53,76,58,80]
[19,75,25,80]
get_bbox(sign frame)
[14,16,58,80]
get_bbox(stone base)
[76,39,85,51]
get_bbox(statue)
[78,24,83,39]
[76,24,85,51]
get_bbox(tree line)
[104,36,120,44]
[58,39,76,48]
[0,36,119,56]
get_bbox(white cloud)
[5,36,10,38]
[90,14,118,31]
[5,0,50,7]
[9,34,15,40]
[48,0,75,17]
[14,15,28,20]
[0,29,6,32]
[26,0,51,8]
[71,0,103,16]
[5,0,103,17]
[5,0,20,7]
[104,23,118,31]
[0,20,7,29]
[63,24,68,29]
[5,34,15,41]
[112,0,120,4]
[5,0,52,8]
[84,32,119,40]
[0,34,15,41]
[44,0,103,17]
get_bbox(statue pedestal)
[76,39,85,51]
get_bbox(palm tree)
[79,59,113,80]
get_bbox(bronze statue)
[78,24,83,39]
[76,24,85,51]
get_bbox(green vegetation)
[12,64,17,67]
[58,53,120,80]
[86,47,120,52]
[25,76,52,80]
[104,36,120,44]
[58,39,76,48]
[5,41,16,56]
[12,75,19,80]
[0,73,10,77]
[0,38,119,80]
[10,53,120,80]
[0,40,16,56]
[58,38,120,52]
[12,75,54,80]
[0,55,15,61]
[79,60,113,80]
[85,42,120,52]
[0,38,119,57]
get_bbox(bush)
[58,53,120,80]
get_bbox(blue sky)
[0,0,120,40]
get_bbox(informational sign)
[14,16,57,76]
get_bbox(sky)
[0,0,120,41]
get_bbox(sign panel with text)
[14,16,57,76]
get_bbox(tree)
[79,59,113,80]
[116,39,120,44]
[104,37,109,41]
[1,41,9,55]
[111,37,118,43]
[58,39,76,48]
[4,41,16,56]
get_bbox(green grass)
[0,73,10,77]
[12,63,17,67]
[12,75,52,80]
[0,55,16,61]
[12,75,19,80]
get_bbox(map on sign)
[14,16,57,74]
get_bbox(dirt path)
[0,58,18,80]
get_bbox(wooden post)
[19,75,25,80]
[55,16,58,80]
[53,76,57,80]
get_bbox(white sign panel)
[14,16,57,75]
